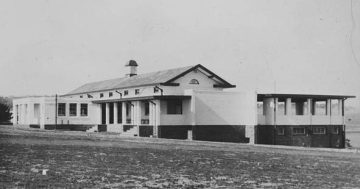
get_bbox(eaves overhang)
[91,95,192,104]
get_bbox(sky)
[0,0,359,109]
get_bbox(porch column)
[28,103,34,124]
[285,98,291,115]
[149,102,154,126]
[24,104,29,124]
[154,100,161,137]
[274,98,279,117]
[264,98,275,125]
[40,102,45,129]
[312,100,317,115]
[18,104,22,124]
[105,103,110,125]
[12,104,17,124]
[122,102,126,125]
[326,99,331,116]
[338,99,343,116]
[114,102,118,124]
[306,99,312,115]
[135,101,141,125]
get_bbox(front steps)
[120,126,138,137]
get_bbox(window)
[145,102,149,116]
[135,89,140,95]
[100,93,104,98]
[58,103,66,116]
[189,79,199,85]
[293,127,305,135]
[124,90,128,96]
[277,127,285,135]
[80,104,88,116]
[313,127,326,135]
[109,92,113,97]
[69,103,77,116]
[167,100,182,114]
[333,127,339,134]
[80,95,83,98]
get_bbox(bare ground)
[1,126,360,188]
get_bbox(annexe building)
[12,61,355,148]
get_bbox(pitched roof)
[64,64,235,96]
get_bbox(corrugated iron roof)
[64,65,194,96]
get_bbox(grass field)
[1,126,360,188]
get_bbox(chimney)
[125,60,138,77]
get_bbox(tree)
[0,96,12,123]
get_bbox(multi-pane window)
[69,103,77,116]
[293,127,305,135]
[109,92,113,97]
[167,99,182,114]
[313,127,326,135]
[58,103,66,116]
[100,93,104,98]
[135,89,140,95]
[277,127,285,135]
[80,104,88,116]
[124,90,128,96]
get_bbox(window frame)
[332,127,339,134]
[135,89,140,95]
[167,99,183,115]
[109,92,113,97]
[277,127,285,135]
[69,103,77,116]
[293,127,306,135]
[100,93,104,98]
[80,103,88,117]
[189,79,200,85]
[124,90,129,96]
[58,103,66,116]
[313,127,326,135]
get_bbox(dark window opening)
[167,99,182,114]
[80,95,83,98]
[58,103,66,116]
[124,90,128,96]
[135,89,140,95]
[109,103,114,124]
[80,104,88,116]
[109,92,113,97]
[69,103,77,116]
[145,102,149,116]
[100,93,104,98]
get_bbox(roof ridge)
[65,64,196,96]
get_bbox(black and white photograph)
[1,0,360,188]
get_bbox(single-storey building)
[12,61,355,148]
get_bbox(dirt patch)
[1,126,360,188]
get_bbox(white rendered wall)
[190,90,257,126]
[13,96,100,126]
[159,99,191,125]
